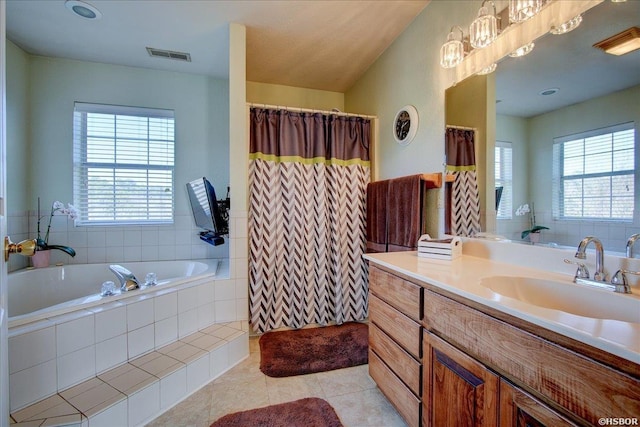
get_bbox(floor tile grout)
[146,337,407,427]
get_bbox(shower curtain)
[446,127,481,237]
[248,108,371,333]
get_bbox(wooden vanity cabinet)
[367,265,640,427]
[422,286,640,425]
[368,266,423,427]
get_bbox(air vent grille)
[146,47,192,62]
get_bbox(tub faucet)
[109,265,140,292]
[626,233,640,258]
[574,236,606,282]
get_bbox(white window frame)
[73,102,175,226]
[552,122,635,222]
[495,141,513,220]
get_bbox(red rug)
[259,322,368,377]
[210,397,343,427]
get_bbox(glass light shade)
[550,15,582,35]
[509,42,535,57]
[440,27,465,68]
[509,0,542,23]
[478,63,497,75]
[470,2,498,49]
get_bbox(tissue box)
[417,234,462,260]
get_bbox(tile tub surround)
[6,209,234,272]
[8,259,250,412]
[9,322,249,427]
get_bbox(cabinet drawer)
[370,294,421,359]
[369,266,422,321]
[369,350,421,427]
[370,323,421,396]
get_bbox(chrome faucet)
[109,264,140,292]
[572,236,631,293]
[575,236,606,282]
[626,233,640,258]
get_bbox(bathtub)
[8,259,219,327]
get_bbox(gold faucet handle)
[4,237,38,261]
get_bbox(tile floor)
[145,336,408,427]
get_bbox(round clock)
[393,105,419,145]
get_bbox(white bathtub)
[8,259,219,327]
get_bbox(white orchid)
[515,203,530,216]
[515,202,548,239]
[36,198,79,257]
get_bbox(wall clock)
[393,105,419,146]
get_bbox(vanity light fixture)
[593,27,640,56]
[509,0,542,24]
[477,63,497,75]
[550,15,583,35]
[509,42,535,57]
[470,0,498,49]
[65,0,102,20]
[440,26,465,69]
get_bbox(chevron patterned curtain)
[445,127,481,237]
[248,108,371,333]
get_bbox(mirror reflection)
[450,0,640,253]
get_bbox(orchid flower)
[36,198,78,257]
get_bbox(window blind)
[552,123,635,221]
[73,103,175,225]
[495,141,513,219]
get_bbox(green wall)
[345,1,479,235]
[7,45,230,218]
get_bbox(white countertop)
[364,251,640,364]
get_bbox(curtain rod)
[446,124,476,131]
[247,102,377,120]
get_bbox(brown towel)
[387,174,424,251]
[366,180,389,253]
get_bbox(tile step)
[10,322,249,427]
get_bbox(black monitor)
[186,177,228,246]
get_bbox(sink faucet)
[574,236,606,282]
[109,264,140,292]
[572,236,631,293]
[626,233,640,258]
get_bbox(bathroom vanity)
[365,247,640,427]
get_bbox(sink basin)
[480,276,640,323]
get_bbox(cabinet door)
[423,331,499,427]
[499,379,578,427]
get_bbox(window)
[73,103,175,225]
[552,123,635,221]
[495,141,513,219]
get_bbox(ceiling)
[6,0,429,93]
[495,0,640,118]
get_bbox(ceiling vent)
[146,47,192,62]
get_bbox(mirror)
[448,0,640,253]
